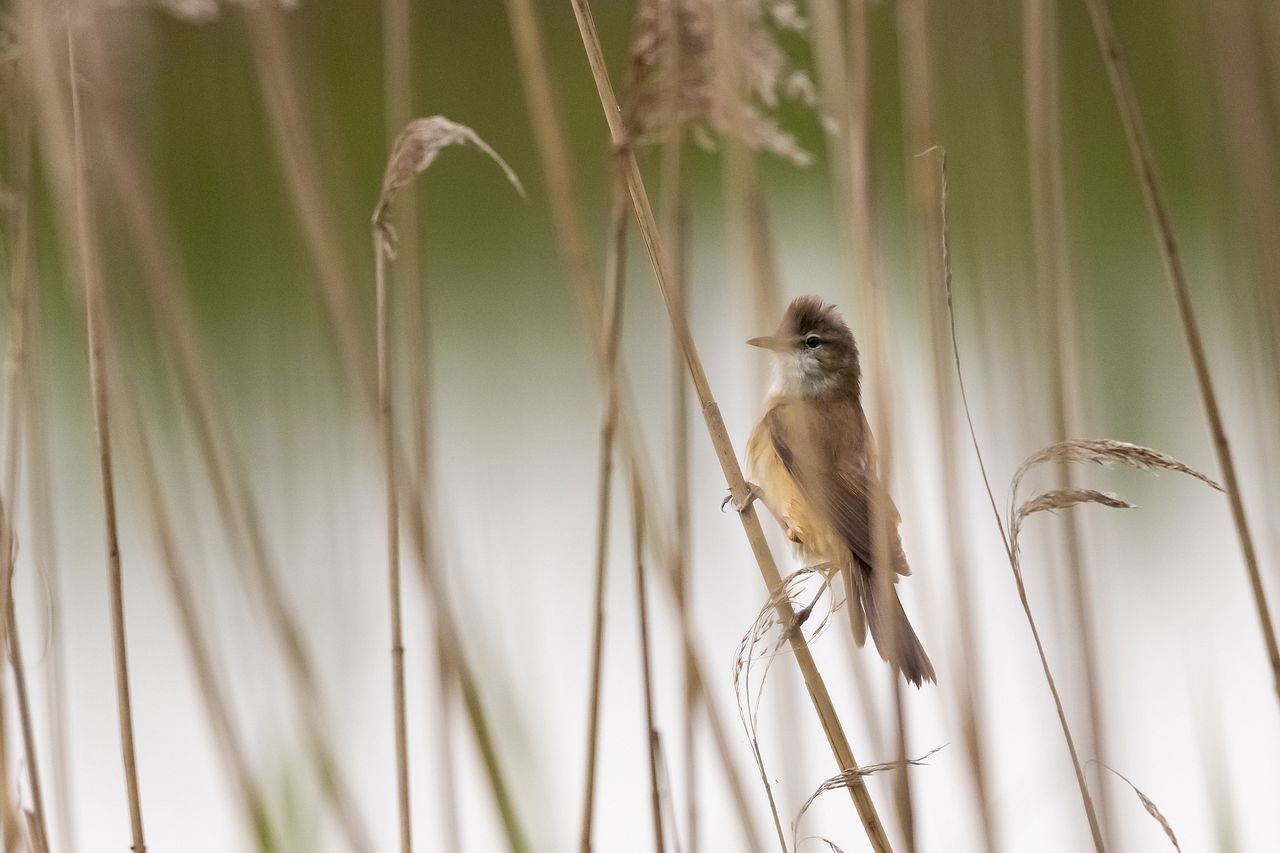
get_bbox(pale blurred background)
[2,1,1278,851]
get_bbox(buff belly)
[745,417,844,566]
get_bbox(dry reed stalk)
[376,4,464,846]
[110,361,281,852]
[802,0,892,765]
[2,297,52,853]
[92,112,374,853]
[656,29,700,853]
[373,117,525,853]
[565,1,892,849]
[0,494,14,852]
[371,116,525,853]
[503,2,769,850]
[240,11,533,848]
[842,3,919,849]
[1,94,51,853]
[1020,4,1115,840]
[632,491,668,853]
[65,20,147,851]
[1080,0,1280,705]
[373,218,412,853]
[930,147,1107,853]
[577,181,627,853]
[6,102,77,853]
[894,3,999,848]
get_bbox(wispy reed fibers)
[1081,0,1280,707]
[565,1,893,848]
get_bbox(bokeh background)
[1,0,1278,851]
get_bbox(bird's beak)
[747,335,786,352]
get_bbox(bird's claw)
[721,482,764,514]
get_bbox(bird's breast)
[747,409,843,565]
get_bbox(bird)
[741,295,935,687]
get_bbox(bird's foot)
[721,481,764,514]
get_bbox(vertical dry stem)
[565,1,892,849]
[633,492,667,853]
[374,235,412,853]
[1081,0,1280,705]
[111,364,281,852]
[895,1,1000,848]
[242,10,531,848]
[577,182,627,853]
[1022,0,1115,841]
[66,20,147,852]
[932,150,1107,853]
[504,2,768,850]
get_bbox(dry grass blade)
[373,116,524,253]
[791,747,944,851]
[1012,438,1224,507]
[734,565,838,853]
[926,146,1106,852]
[1011,489,1133,553]
[1093,763,1182,852]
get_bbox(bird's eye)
[804,335,821,349]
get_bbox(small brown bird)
[744,296,936,687]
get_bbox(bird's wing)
[767,403,911,577]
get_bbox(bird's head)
[748,295,860,397]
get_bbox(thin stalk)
[633,492,666,853]
[931,150,1107,853]
[503,2,768,851]
[1081,0,1280,706]
[111,366,281,853]
[19,293,75,853]
[566,2,892,849]
[66,21,147,852]
[3,326,51,853]
[2,95,52,853]
[578,181,627,853]
[1022,0,1114,843]
[0,492,14,853]
[242,10,530,848]
[653,2,701,847]
[845,3,913,849]
[896,0,999,848]
[378,2,462,846]
[374,235,412,853]
[93,113,374,853]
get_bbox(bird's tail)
[850,563,936,688]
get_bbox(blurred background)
[1,0,1278,851]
